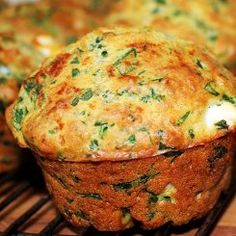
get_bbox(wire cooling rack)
[0,156,236,236]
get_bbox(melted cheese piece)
[205,102,236,130]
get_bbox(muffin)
[106,0,236,74]
[6,28,236,231]
[0,113,21,173]
[1,0,106,46]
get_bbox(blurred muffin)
[0,114,20,173]
[1,0,106,46]
[6,28,236,231]
[107,0,236,73]
[0,33,44,107]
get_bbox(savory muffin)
[6,28,236,231]
[106,0,236,73]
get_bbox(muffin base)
[36,134,235,231]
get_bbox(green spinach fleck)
[127,135,136,145]
[188,129,195,139]
[214,120,229,130]
[204,82,220,96]
[222,94,236,105]
[89,139,99,151]
[176,111,191,126]
[12,107,28,131]
[71,68,80,77]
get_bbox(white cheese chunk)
[205,102,236,130]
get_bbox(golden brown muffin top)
[107,0,236,72]
[6,28,236,162]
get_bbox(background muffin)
[0,114,20,173]
[6,28,236,231]
[1,0,108,46]
[106,0,236,74]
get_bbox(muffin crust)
[6,28,236,162]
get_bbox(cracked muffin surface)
[6,28,236,162]
[107,0,236,73]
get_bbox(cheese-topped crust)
[107,0,236,72]
[6,28,236,162]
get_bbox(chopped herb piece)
[80,88,93,101]
[89,139,99,151]
[222,94,236,105]
[154,0,166,4]
[163,150,183,158]
[138,70,146,75]
[188,129,195,139]
[176,111,191,126]
[212,146,228,159]
[151,76,164,82]
[101,50,108,57]
[113,173,156,191]
[95,121,109,139]
[57,176,67,189]
[48,129,56,134]
[214,120,229,130]
[71,68,80,77]
[196,59,205,69]
[113,48,137,67]
[12,107,28,131]
[71,89,93,106]
[96,37,103,43]
[72,175,80,183]
[127,135,136,145]
[147,211,155,220]
[75,210,88,220]
[208,145,228,166]
[78,193,102,200]
[204,82,220,96]
[70,57,80,64]
[149,192,159,203]
[24,78,42,102]
[71,96,80,106]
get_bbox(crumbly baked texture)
[37,134,234,231]
[6,27,236,230]
[6,28,236,162]
[106,0,236,73]
[0,114,20,173]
